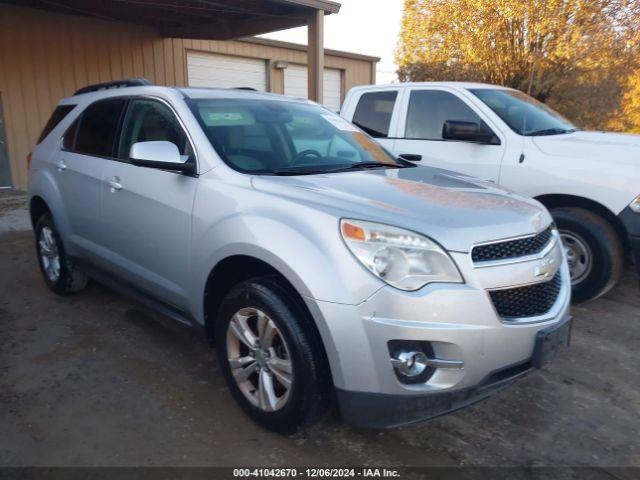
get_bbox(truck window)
[352,91,398,138]
[405,90,482,140]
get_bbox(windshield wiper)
[323,161,405,173]
[525,127,578,136]
[270,168,328,176]
[252,162,406,176]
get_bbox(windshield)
[469,89,577,136]
[189,99,406,175]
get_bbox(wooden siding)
[0,4,377,190]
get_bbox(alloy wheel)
[226,307,293,412]
[39,226,61,283]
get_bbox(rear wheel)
[215,275,332,434]
[552,208,623,303]
[35,213,88,294]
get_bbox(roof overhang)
[241,37,381,63]
[1,0,341,40]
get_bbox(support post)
[307,9,324,104]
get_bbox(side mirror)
[398,153,422,162]
[129,141,195,174]
[442,120,499,145]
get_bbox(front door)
[101,97,197,309]
[393,88,505,182]
[0,95,12,188]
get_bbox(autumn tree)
[396,0,640,129]
[608,68,640,133]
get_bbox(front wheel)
[215,275,333,434]
[552,208,623,303]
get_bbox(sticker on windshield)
[200,107,256,126]
[321,114,359,132]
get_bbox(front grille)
[489,272,562,319]
[472,227,553,263]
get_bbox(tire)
[35,213,88,295]
[552,207,623,303]
[215,275,333,434]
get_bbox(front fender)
[190,212,384,322]
[189,211,385,392]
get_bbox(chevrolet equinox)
[28,79,572,433]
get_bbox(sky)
[259,0,404,84]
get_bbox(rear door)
[393,87,505,181]
[100,97,198,309]
[57,98,126,258]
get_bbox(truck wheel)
[215,275,333,434]
[552,208,623,303]
[35,213,88,295]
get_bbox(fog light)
[388,340,465,385]
[388,340,435,384]
[391,351,428,377]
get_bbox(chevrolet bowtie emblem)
[534,257,557,278]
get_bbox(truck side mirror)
[442,120,499,145]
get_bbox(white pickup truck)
[341,82,640,302]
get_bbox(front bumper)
[336,357,533,429]
[336,313,572,429]
[304,234,572,428]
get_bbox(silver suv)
[28,80,572,433]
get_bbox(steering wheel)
[291,149,322,165]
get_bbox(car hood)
[252,166,551,253]
[533,131,640,165]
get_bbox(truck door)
[393,88,505,182]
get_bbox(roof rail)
[233,87,258,91]
[74,78,153,96]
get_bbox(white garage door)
[284,65,343,112]
[187,52,267,91]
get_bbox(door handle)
[107,177,122,192]
[57,160,67,171]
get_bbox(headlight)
[630,194,640,213]
[340,219,463,291]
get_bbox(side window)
[405,90,483,140]
[352,91,398,138]
[37,105,76,144]
[118,99,192,161]
[73,99,127,156]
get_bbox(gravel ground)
[0,191,638,471]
